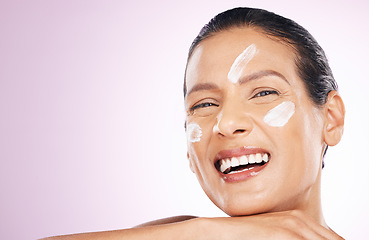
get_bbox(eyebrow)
[186,82,219,97]
[238,70,290,85]
[186,70,290,97]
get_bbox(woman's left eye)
[253,90,279,98]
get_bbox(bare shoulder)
[134,215,198,227]
[39,215,199,239]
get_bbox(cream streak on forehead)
[186,122,202,143]
[263,101,295,127]
[228,44,258,83]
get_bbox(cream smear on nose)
[187,122,202,143]
[228,44,258,83]
[263,101,295,127]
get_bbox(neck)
[271,168,327,228]
[296,169,328,228]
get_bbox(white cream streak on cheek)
[186,122,202,143]
[263,101,295,127]
[228,44,258,83]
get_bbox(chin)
[215,195,273,217]
[216,188,296,217]
[222,205,268,217]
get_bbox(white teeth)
[248,154,256,164]
[226,158,231,168]
[231,157,239,167]
[220,159,231,173]
[255,153,262,163]
[262,153,269,163]
[239,155,248,165]
[218,153,270,173]
[220,159,227,173]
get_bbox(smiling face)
[185,27,327,216]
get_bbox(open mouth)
[215,153,270,174]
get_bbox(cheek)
[268,106,322,188]
[186,119,220,185]
[297,108,325,170]
[186,122,202,143]
[186,121,207,172]
[263,101,295,127]
[262,101,322,162]
[186,125,216,196]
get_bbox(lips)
[214,147,270,182]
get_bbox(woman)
[45,7,345,239]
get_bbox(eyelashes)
[252,90,279,98]
[189,89,280,115]
[190,102,219,112]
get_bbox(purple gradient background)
[1,1,368,239]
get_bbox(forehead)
[185,27,299,91]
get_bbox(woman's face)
[185,28,326,216]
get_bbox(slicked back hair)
[184,7,337,107]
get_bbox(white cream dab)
[228,44,258,83]
[263,101,295,127]
[186,122,202,143]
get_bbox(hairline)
[184,26,305,98]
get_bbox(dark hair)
[184,7,338,106]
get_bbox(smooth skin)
[185,27,342,219]
[43,27,345,240]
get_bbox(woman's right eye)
[189,101,219,117]
[190,102,218,111]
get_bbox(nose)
[213,101,253,138]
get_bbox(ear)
[187,152,195,173]
[323,91,345,146]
